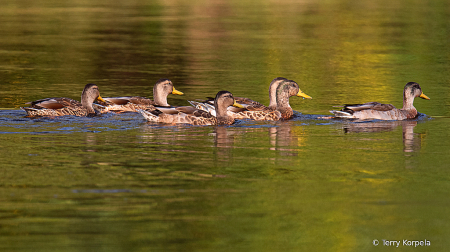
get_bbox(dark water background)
[1,0,450,251]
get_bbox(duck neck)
[278,107,294,119]
[268,85,277,110]
[214,101,229,122]
[81,95,96,114]
[153,86,169,106]
[402,94,415,111]
[274,85,295,119]
[275,89,291,111]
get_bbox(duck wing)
[234,97,267,111]
[28,97,80,110]
[155,106,198,115]
[103,96,154,106]
[344,102,395,112]
[193,96,266,113]
[139,106,215,125]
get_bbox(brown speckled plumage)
[233,78,310,120]
[21,84,106,117]
[330,82,430,120]
[95,79,183,113]
[189,78,312,121]
[139,91,243,126]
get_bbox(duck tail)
[92,103,106,108]
[330,110,354,118]
[20,107,41,117]
[21,106,37,111]
[187,100,203,109]
[138,109,160,122]
[188,100,211,110]
[188,100,216,116]
[92,103,108,114]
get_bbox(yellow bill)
[97,95,106,102]
[232,100,244,108]
[296,90,312,99]
[419,92,430,100]
[172,87,184,95]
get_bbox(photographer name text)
[373,239,430,247]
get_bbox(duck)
[189,78,312,121]
[330,82,430,120]
[21,83,106,117]
[94,78,183,113]
[138,91,244,125]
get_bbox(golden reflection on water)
[135,119,427,171]
[137,122,306,164]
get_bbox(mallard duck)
[189,78,312,121]
[138,91,244,125]
[21,83,106,117]
[95,78,183,113]
[330,82,430,120]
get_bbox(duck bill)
[419,92,430,100]
[172,87,184,95]
[97,95,106,102]
[232,100,244,108]
[296,90,312,99]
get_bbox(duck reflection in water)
[212,123,301,162]
[268,124,300,156]
[212,126,237,163]
[213,126,236,148]
[341,120,422,153]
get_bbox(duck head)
[153,79,184,106]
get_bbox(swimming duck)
[138,91,244,125]
[189,78,312,121]
[330,82,430,120]
[95,78,183,113]
[21,83,106,117]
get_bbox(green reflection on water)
[1,114,450,251]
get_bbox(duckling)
[21,83,106,117]
[139,91,243,125]
[330,82,430,120]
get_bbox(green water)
[1,0,450,251]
